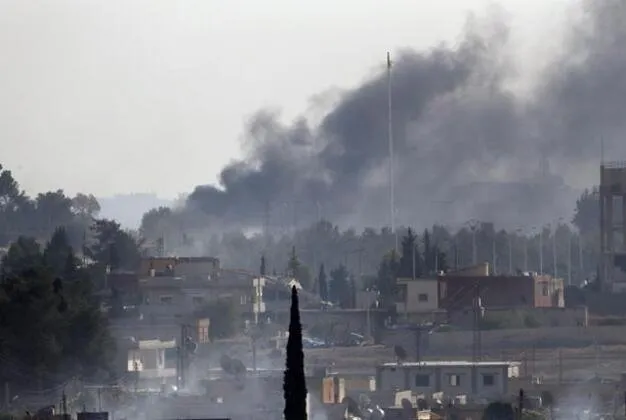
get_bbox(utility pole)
[552,224,558,278]
[179,324,188,389]
[62,390,67,417]
[387,51,398,253]
[491,235,496,275]
[568,231,572,286]
[539,226,543,274]
[524,236,528,272]
[508,235,513,274]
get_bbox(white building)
[375,361,520,400]
[127,339,177,384]
[395,278,439,315]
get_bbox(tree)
[0,235,114,389]
[284,286,307,420]
[376,250,399,309]
[287,246,311,290]
[260,255,267,276]
[329,264,351,308]
[287,246,300,278]
[88,219,142,272]
[43,227,80,278]
[71,193,101,218]
[573,187,599,236]
[318,264,328,302]
[398,228,421,278]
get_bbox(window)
[192,296,204,305]
[240,295,248,305]
[482,374,495,386]
[448,374,461,386]
[160,295,173,304]
[542,285,549,296]
[418,293,428,302]
[415,374,430,387]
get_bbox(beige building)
[375,361,520,400]
[395,278,439,314]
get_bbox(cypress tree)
[284,285,307,420]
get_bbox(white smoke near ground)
[149,0,626,236]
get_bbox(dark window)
[482,374,495,386]
[418,293,428,302]
[415,374,430,387]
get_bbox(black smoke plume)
[184,1,626,231]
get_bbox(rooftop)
[380,361,518,368]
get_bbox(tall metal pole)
[553,224,558,278]
[568,230,572,286]
[508,235,513,274]
[539,226,543,274]
[524,236,528,272]
[387,52,398,253]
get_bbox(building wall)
[139,257,220,279]
[138,276,265,322]
[396,278,438,314]
[533,275,564,308]
[375,364,510,399]
[439,275,535,310]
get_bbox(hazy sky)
[0,0,570,199]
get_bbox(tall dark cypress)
[284,285,307,420]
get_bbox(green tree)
[283,286,307,420]
[0,236,114,389]
[398,228,421,278]
[329,264,350,307]
[375,250,399,309]
[573,187,599,236]
[88,219,142,272]
[318,263,328,302]
[260,255,267,276]
[287,246,311,290]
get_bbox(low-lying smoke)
[182,0,625,231]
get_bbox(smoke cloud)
[181,0,626,231]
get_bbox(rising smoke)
[181,0,626,231]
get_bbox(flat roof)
[380,361,518,368]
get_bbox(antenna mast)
[387,52,398,253]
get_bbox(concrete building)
[375,361,519,400]
[126,338,177,385]
[600,162,626,291]
[138,273,265,322]
[439,267,564,310]
[395,278,439,315]
[139,256,220,280]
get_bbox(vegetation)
[284,286,307,420]
[0,164,100,249]
[0,227,115,390]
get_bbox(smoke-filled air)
[158,0,626,233]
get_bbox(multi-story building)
[139,256,220,280]
[375,361,520,400]
[438,263,564,310]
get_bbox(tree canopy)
[0,228,115,390]
[0,163,100,249]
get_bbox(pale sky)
[0,0,571,199]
